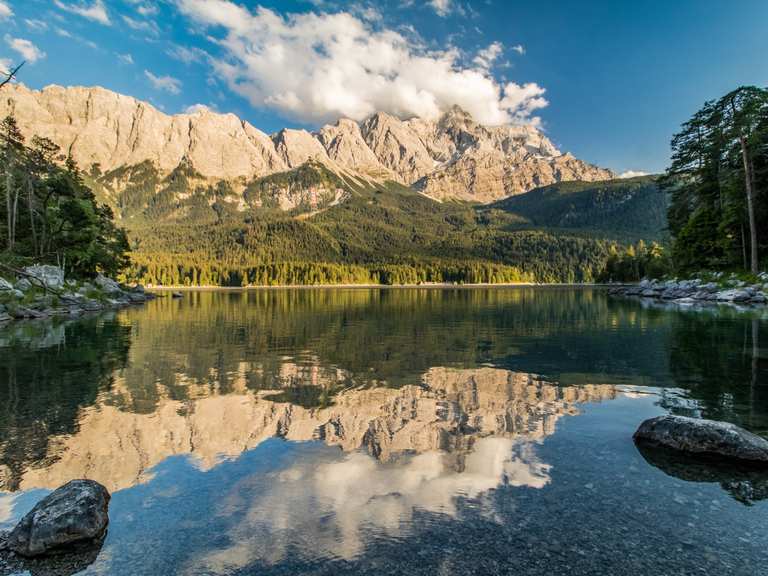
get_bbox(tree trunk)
[26,175,38,255]
[741,224,748,270]
[739,135,759,273]
[5,168,12,250]
[10,181,19,250]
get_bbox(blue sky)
[1,0,766,175]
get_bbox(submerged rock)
[0,532,104,576]
[636,443,768,505]
[3,480,110,557]
[634,415,768,464]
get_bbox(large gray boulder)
[21,266,65,290]
[716,288,751,302]
[4,480,110,557]
[0,278,12,291]
[634,415,768,464]
[93,274,122,295]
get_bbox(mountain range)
[0,84,665,285]
[1,84,612,211]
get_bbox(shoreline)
[148,282,615,291]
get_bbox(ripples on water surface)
[1,287,767,575]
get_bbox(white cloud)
[4,35,46,63]
[500,82,549,126]
[117,52,134,65]
[473,41,503,69]
[191,437,550,571]
[174,2,548,126]
[122,14,159,36]
[619,170,649,179]
[0,1,13,21]
[0,58,12,74]
[145,70,182,94]
[512,44,525,55]
[429,0,452,17]
[166,44,208,64]
[184,103,215,114]
[53,0,111,25]
[25,19,49,32]
[54,27,98,50]
[126,0,159,17]
[0,493,16,524]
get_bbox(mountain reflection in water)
[4,365,615,494]
[0,288,767,576]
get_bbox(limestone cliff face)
[0,84,613,205]
[8,367,617,493]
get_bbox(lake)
[1,287,767,575]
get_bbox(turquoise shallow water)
[1,287,767,575]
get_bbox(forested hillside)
[120,165,630,286]
[487,176,667,241]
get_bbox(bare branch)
[0,62,25,90]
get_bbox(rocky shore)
[608,272,768,306]
[0,265,154,325]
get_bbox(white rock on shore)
[0,266,155,324]
[610,275,768,307]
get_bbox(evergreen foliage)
[598,241,669,282]
[0,114,130,277]
[663,86,768,273]
[489,175,667,239]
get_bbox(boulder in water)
[3,480,110,558]
[634,415,768,464]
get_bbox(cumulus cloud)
[174,2,548,126]
[429,0,452,17]
[191,437,550,571]
[512,44,525,55]
[4,35,46,63]
[184,103,215,114]
[0,58,11,74]
[145,70,182,94]
[126,0,159,17]
[500,82,549,126]
[54,0,111,25]
[619,170,649,179]
[0,1,12,21]
[473,41,503,69]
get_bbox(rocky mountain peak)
[0,83,614,206]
